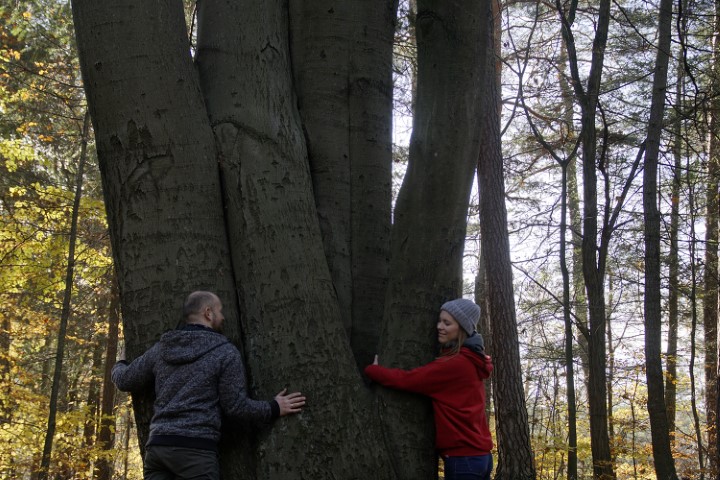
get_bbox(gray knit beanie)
[441,298,480,335]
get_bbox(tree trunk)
[94,279,120,480]
[0,303,10,423]
[560,161,578,480]
[559,32,582,480]
[706,0,720,475]
[194,2,392,477]
[71,0,242,453]
[82,341,104,449]
[478,2,535,478]
[557,0,615,476]
[376,1,490,477]
[686,147,706,475]
[288,0,396,371]
[560,40,590,387]
[642,0,679,478]
[606,281,615,466]
[37,110,89,480]
[665,37,684,442]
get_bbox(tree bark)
[289,0,396,371]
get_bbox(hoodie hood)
[461,332,492,379]
[158,329,230,365]
[462,332,485,357]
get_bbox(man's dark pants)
[144,445,220,480]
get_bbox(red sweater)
[364,348,493,457]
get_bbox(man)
[112,291,305,479]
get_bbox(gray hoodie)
[112,326,276,449]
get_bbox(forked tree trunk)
[72,0,497,478]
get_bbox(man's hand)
[275,388,306,416]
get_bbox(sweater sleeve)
[218,348,275,423]
[364,358,461,398]
[111,345,158,392]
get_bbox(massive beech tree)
[70,0,529,478]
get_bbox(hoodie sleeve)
[364,356,463,398]
[111,344,159,392]
[218,347,275,423]
[478,355,493,380]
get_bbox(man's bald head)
[183,291,221,325]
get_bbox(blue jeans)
[443,454,493,480]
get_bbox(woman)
[364,298,493,480]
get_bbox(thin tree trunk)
[557,0,615,476]
[37,110,90,480]
[0,303,11,423]
[712,3,720,476]
[706,0,720,475]
[94,278,120,480]
[559,32,582,480]
[688,154,706,477]
[560,161,578,480]
[560,41,590,387]
[665,38,684,441]
[606,281,615,466]
[479,2,535,477]
[642,0,678,477]
[83,341,104,449]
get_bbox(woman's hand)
[275,388,306,416]
[372,354,379,365]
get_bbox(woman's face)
[437,310,460,345]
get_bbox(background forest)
[1,0,719,479]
